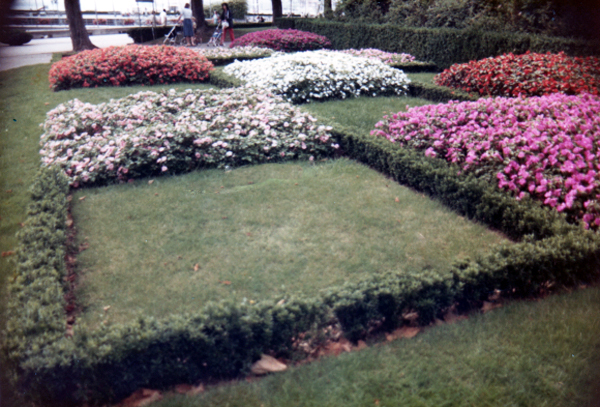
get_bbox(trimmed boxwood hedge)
[274,18,600,69]
[4,94,600,405]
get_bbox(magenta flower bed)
[434,51,600,98]
[230,29,331,52]
[371,93,600,229]
[48,45,214,91]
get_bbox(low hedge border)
[274,18,600,70]
[5,104,600,406]
[389,61,438,72]
[128,23,274,44]
[208,66,243,87]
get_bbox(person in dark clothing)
[220,2,234,45]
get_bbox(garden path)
[0,33,133,71]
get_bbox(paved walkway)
[0,34,134,71]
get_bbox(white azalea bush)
[199,46,276,62]
[223,50,411,103]
[39,88,337,187]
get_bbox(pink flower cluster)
[230,29,331,52]
[48,45,214,91]
[371,93,600,229]
[338,49,416,64]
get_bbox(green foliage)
[126,26,174,43]
[0,28,32,46]
[6,93,600,405]
[275,18,600,69]
[333,0,599,39]
[208,66,243,87]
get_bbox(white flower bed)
[337,49,416,64]
[223,50,411,103]
[40,88,337,187]
[199,46,276,60]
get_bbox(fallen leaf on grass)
[221,216,228,220]
[155,193,159,196]
[395,197,400,202]
[19,222,24,227]
[221,280,231,285]
[482,301,502,313]
[193,263,200,272]
[250,354,287,375]
[148,180,154,185]
[1,251,15,257]
[386,326,420,341]
[246,232,252,236]
[6,189,12,193]
[117,389,162,407]
[79,196,86,201]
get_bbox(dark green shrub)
[0,28,33,46]
[275,18,600,69]
[126,26,174,43]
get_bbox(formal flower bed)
[371,93,600,229]
[199,45,275,60]
[230,29,331,52]
[39,88,337,187]
[338,48,416,64]
[48,45,214,91]
[434,51,600,97]
[224,50,410,103]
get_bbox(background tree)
[324,0,333,17]
[64,0,96,51]
[191,0,206,34]
[271,0,282,19]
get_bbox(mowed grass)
[73,159,506,327]
[0,61,214,407]
[150,286,600,407]
[300,95,434,135]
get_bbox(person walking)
[177,3,196,46]
[160,9,168,26]
[219,2,234,46]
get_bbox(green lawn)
[152,286,600,407]
[72,159,505,328]
[1,60,599,407]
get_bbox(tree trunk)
[324,0,333,18]
[64,0,96,52]
[191,0,206,34]
[272,0,283,20]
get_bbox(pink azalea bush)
[48,45,214,91]
[230,29,331,52]
[434,51,600,98]
[40,88,337,187]
[337,49,416,64]
[371,93,600,229]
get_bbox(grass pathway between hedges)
[0,61,598,407]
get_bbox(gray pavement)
[0,34,134,71]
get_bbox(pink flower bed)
[48,45,214,91]
[434,51,600,97]
[230,29,331,52]
[371,93,600,229]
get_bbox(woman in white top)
[177,3,196,46]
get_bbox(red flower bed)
[230,29,331,52]
[434,51,600,97]
[48,45,214,91]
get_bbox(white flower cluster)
[39,88,337,187]
[198,46,276,60]
[223,50,411,103]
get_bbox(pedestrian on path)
[177,3,196,46]
[220,3,234,45]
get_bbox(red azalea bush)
[230,29,331,52]
[48,45,214,91]
[371,93,600,229]
[434,51,600,97]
